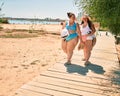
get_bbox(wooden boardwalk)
[15,34,120,96]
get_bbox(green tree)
[75,0,120,36]
[0,0,4,17]
[0,0,8,24]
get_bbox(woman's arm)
[88,24,96,36]
[61,22,66,29]
[76,23,83,42]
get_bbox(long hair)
[82,15,93,30]
[86,16,93,30]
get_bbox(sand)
[1,24,61,33]
[0,24,64,96]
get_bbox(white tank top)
[80,24,92,35]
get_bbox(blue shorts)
[65,33,78,42]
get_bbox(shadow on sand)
[64,63,105,76]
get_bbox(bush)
[115,36,120,44]
[0,18,9,24]
[75,0,120,36]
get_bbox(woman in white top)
[79,15,96,65]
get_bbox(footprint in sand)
[0,66,6,68]
[21,64,29,69]
[0,77,2,80]
[41,63,48,67]
[30,60,40,65]
[18,51,20,53]
[30,60,48,67]
[12,66,18,68]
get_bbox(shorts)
[82,35,96,41]
[87,35,96,40]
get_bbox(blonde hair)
[82,15,93,30]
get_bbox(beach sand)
[1,24,61,33]
[0,24,64,96]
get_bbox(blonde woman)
[79,15,96,65]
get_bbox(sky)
[2,0,79,19]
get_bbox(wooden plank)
[26,81,106,96]
[16,88,51,96]
[33,75,112,96]
[47,69,120,88]
[40,71,107,87]
[48,68,108,80]
[52,59,117,73]
[21,84,79,96]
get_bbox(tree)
[0,0,4,17]
[75,0,120,36]
[0,0,8,24]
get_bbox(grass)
[0,18,9,24]
[28,30,33,33]
[0,26,3,30]
[0,28,60,38]
[99,27,109,31]
[50,32,60,35]
[12,29,29,32]
[28,29,45,33]
[0,33,38,38]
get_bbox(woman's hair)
[87,17,93,30]
[81,21,84,25]
[67,12,75,18]
[82,15,93,30]
[60,22,63,25]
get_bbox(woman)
[78,15,96,65]
[61,12,83,64]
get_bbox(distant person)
[61,12,83,64]
[99,32,101,36]
[106,32,108,36]
[78,15,96,65]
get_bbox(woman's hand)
[78,42,84,50]
[81,40,84,44]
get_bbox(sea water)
[8,19,60,25]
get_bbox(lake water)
[8,19,61,25]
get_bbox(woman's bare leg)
[66,38,78,63]
[83,43,87,60]
[61,39,67,53]
[92,37,96,48]
[84,40,92,65]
